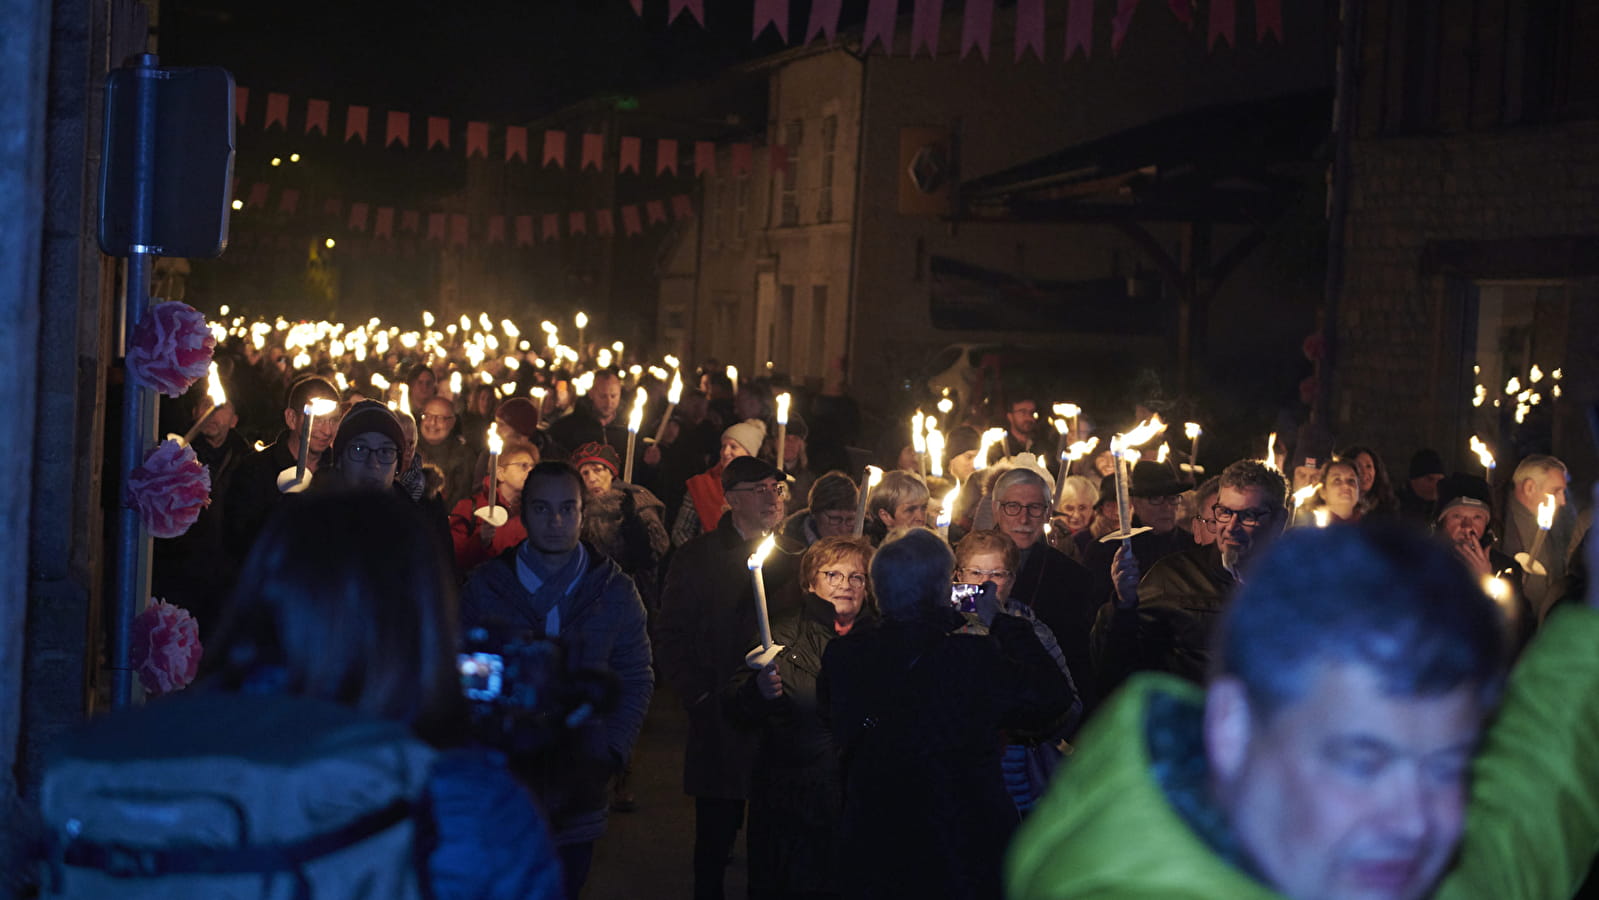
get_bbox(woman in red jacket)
[449,441,536,575]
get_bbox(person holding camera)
[817,528,1075,899]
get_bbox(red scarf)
[685,464,727,533]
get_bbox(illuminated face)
[1322,464,1362,515]
[1212,663,1485,900]
[1132,494,1181,534]
[521,473,582,555]
[719,437,750,468]
[578,461,615,496]
[419,398,456,444]
[950,449,978,482]
[197,402,237,446]
[290,395,340,455]
[496,451,535,501]
[725,477,787,535]
[1214,485,1277,570]
[809,554,868,625]
[994,482,1050,550]
[1354,453,1377,494]
[1439,507,1490,547]
[877,496,928,531]
[408,368,437,404]
[814,508,857,539]
[1056,490,1095,533]
[590,374,622,423]
[956,549,1015,604]
[340,431,398,491]
[1007,400,1038,437]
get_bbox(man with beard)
[1093,459,1286,692]
[548,368,628,460]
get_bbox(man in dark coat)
[548,369,629,462]
[153,399,251,638]
[222,375,339,561]
[1434,473,1537,655]
[656,456,801,900]
[1082,459,1197,607]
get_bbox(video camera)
[458,624,619,756]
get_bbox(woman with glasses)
[728,535,877,900]
[323,401,455,571]
[448,441,536,576]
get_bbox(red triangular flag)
[324,197,344,217]
[305,99,329,135]
[349,202,370,232]
[753,0,789,41]
[695,141,717,177]
[657,138,679,175]
[646,200,666,225]
[505,126,528,162]
[806,0,841,43]
[466,122,489,158]
[386,111,411,147]
[671,194,693,221]
[1016,0,1046,61]
[427,116,450,150]
[450,213,468,246]
[731,143,753,177]
[487,215,506,244]
[864,0,897,54]
[248,182,268,208]
[1169,0,1193,27]
[668,0,705,26]
[346,105,369,143]
[581,132,605,171]
[542,213,560,242]
[619,136,642,173]
[265,92,289,130]
[962,0,994,60]
[427,212,446,242]
[279,188,299,214]
[1112,0,1139,55]
[621,205,643,236]
[374,207,394,238]
[569,211,588,235]
[514,215,534,246]
[1066,0,1094,59]
[1256,0,1282,41]
[400,210,420,233]
[630,0,642,13]
[543,130,566,168]
[911,0,941,57]
[596,209,616,236]
[234,86,248,125]
[1208,0,1235,48]
[772,144,791,175]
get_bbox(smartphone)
[458,652,504,702]
[950,582,984,614]
[1480,528,1497,550]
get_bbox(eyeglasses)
[420,414,456,424]
[1211,503,1273,527]
[1192,515,1217,528]
[820,570,867,589]
[729,483,789,499]
[957,567,1013,581]
[1137,495,1182,507]
[818,512,855,529]
[997,501,1050,519]
[347,443,399,465]
[499,460,534,472]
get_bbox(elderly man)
[1082,459,1197,608]
[1433,473,1535,654]
[1011,522,1599,900]
[1502,454,1575,619]
[1094,459,1287,694]
[416,395,476,508]
[656,455,802,900]
[989,465,1101,714]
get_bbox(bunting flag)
[1066,0,1095,58]
[1016,0,1046,61]
[450,213,468,246]
[771,144,790,175]
[401,210,419,233]
[385,111,410,147]
[324,197,344,218]
[622,205,642,236]
[427,212,446,242]
[349,202,370,232]
[1208,0,1235,48]
[671,194,693,220]
[1169,0,1194,27]
[543,130,566,168]
[657,138,679,175]
[541,213,559,242]
[305,99,329,135]
[569,210,587,235]
[278,188,299,214]
[695,140,716,177]
[515,214,534,246]
[1256,0,1283,41]
[753,0,788,41]
[864,0,897,54]
[466,121,489,158]
[345,105,369,143]
[581,132,605,171]
[234,86,248,124]
[911,0,941,58]
[731,142,753,177]
[806,0,841,43]
[427,116,450,150]
[265,92,290,130]
[630,0,642,13]
[619,136,641,173]
[596,209,616,236]
[374,207,394,238]
[505,126,528,162]
[646,200,666,224]
[487,214,505,244]
[668,0,704,26]
[961,0,993,60]
[248,182,268,208]
[1112,0,1140,55]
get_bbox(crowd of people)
[29,310,1599,900]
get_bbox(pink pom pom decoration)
[131,599,202,696]
[125,438,211,538]
[127,301,216,398]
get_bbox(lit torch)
[776,392,792,474]
[853,466,884,536]
[624,387,646,483]
[277,396,339,493]
[911,410,927,478]
[654,369,684,442]
[936,483,960,541]
[927,421,945,479]
[180,362,230,446]
[744,534,786,670]
[475,427,508,528]
[973,427,1007,472]
[1182,422,1204,476]
[1469,435,1495,483]
[1515,494,1558,577]
[1104,415,1166,547]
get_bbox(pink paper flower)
[1301,331,1325,363]
[132,599,202,696]
[126,438,211,538]
[127,301,216,398]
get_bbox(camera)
[459,624,619,756]
[950,582,985,614]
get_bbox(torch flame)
[667,370,684,404]
[1156,443,1170,464]
[205,361,227,408]
[371,373,391,391]
[1292,483,1320,509]
[1537,494,1556,530]
[973,428,1007,471]
[911,411,926,453]
[1116,415,1167,452]
[305,397,338,417]
[747,534,778,571]
[628,388,647,433]
[1185,422,1202,440]
[866,465,885,490]
[1469,435,1495,470]
[1053,402,1081,419]
[1066,437,1099,462]
[928,428,945,478]
[1262,432,1280,472]
[664,354,680,369]
[776,392,792,426]
[936,485,959,529]
[487,427,503,456]
[1313,508,1330,528]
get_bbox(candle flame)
[398,383,410,412]
[502,319,519,338]
[335,372,348,392]
[1292,483,1319,509]
[1504,376,1520,395]
[973,428,1007,471]
[664,354,680,369]
[449,371,462,395]
[937,485,959,529]
[481,371,494,385]
[1537,494,1556,530]
[1053,402,1081,418]
[422,310,435,327]
[1529,364,1543,383]
[575,311,589,329]
[747,533,778,571]
[205,361,227,407]
[1114,415,1167,453]
[1313,508,1330,528]
[937,396,953,414]
[1469,435,1495,470]
[1482,575,1514,609]
[668,370,684,404]
[1124,448,1142,466]
[305,397,338,417]
[574,371,594,396]
[776,392,792,425]
[1185,422,1202,440]
[911,411,926,453]
[1552,368,1563,380]
[927,428,945,478]
[1053,418,1069,435]
[371,373,390,391]
[531,386,547,400]
[1262,432,1280,473]
[628,388,647,433]
[1156,443,1170,464]
[253,439,266,451]
[1066,437,1099,461]
[1553,384,1563,398]
[727,365,739,392]
[487,427,503,455]
[478,313,493,332]
[866,465,884,490]
[505,356,520,371]
[541,320,556,334]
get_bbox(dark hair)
[286,374,338,413]
[201,491,463,743]
[808,470,860,514]
[519,460,585,527]
[1213,524,1507,720]
[1341,445,1398,516]
[870,527,955,621]
[405,361,436,385]
[1218,458,1287,511]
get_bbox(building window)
[818,115,837,224]
[780,118,803,227]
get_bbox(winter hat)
[1434,473,1493,521]
[945,425,982,462]
[783,412,809,440]
[723,418,767,457]
[571,441,621,478]
[332,401,406,464]
[495,397,540,439]
[722,455,785,491]
[1129,459,1184,498]
[1408,448,1445,479]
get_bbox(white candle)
[748,534,779,649]
[654,370,684,442]
[853,465,883,536]
[624,387,646,483]
[775,392,792,474]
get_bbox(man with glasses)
[327,400,404,492]
[416,395,476,507]
[657,455,804,900]
[1094,459,1286,692]
[1083,460,1198,614]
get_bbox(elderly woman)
[1047,474,1099,562]
[448,440,535,575]
[863,469,930,547]
[729,535,877,900]
[818,528,1075,899]
[1295,457,1364,527]
[570,442,671,604]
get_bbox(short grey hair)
[868,470,930,521]
[992,465,1054,506]
[870,527,955,621]
[1056,475,1098,511]
[1512,454,1567,487]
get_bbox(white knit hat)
[722,418,767,457]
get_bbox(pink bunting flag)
[962,0,994,60]
[349,202,370,232]
[864,0,897,54]
[581,133,605,171]
[771,144,790,175]
[668,0,704,26]
[1111,0,1139,55]
[542,213,560,242]
[695,141,716,177]
[621,205,643,236]
[374,207,394,238]
[400,210,419,233]
[911,0,941,57]
[646,200,666,225]
[753,0,789,40]
[248,182,268,208]
[1169,0,1193,27]
[671,194,694,220]
[487,215,505,244]
[500,126,526,162]
[234,86,248,125]
[1065,0,1094,59]
[543,130,566,168]
[657,138,679,175]
[1015,0,1046,61]
[324,197,344,217]
[467,122,489,158]
[1208,0,1235,48]
[731,142,753,177]
[596,209,615,236]
[265,92,289,130]
[427,116,450,150]
[278,188,299,214]
[806,0,842,43]
[1256,0,1282,41]
[427,212,446,242]
[630,0,642,13]
[450,213,468,246]
[305,99,329,135]
[619,136,641,173]
[514,215,534,246]
[386,111,410,147]
[345,105,369,143]
[569,211,588,235]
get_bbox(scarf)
[513,540,588,637]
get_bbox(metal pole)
[111,53,160,709]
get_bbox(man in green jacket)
[1010,518,1599,900]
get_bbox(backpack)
[38,689,437,899]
